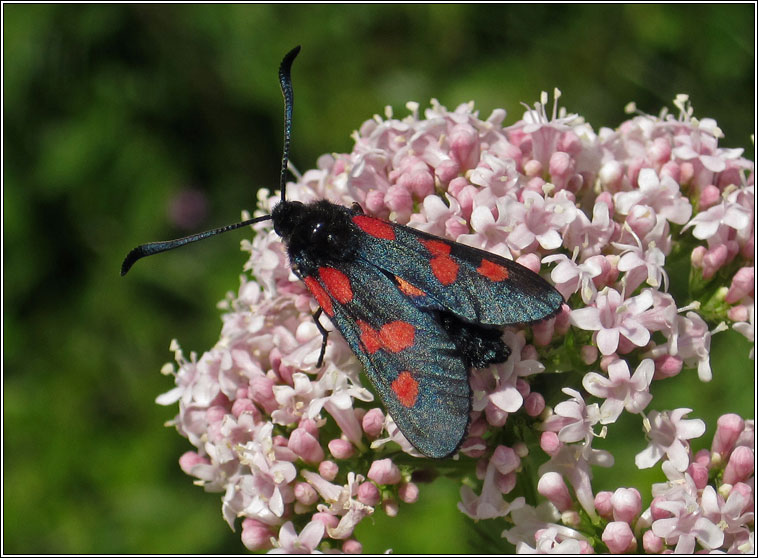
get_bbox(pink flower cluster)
[158,92,753,552]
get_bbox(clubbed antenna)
[278,45,300,202]
[121,46,303,276]
[120,215,271,276]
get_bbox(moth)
[122,46,564,458]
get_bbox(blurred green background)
[3,4,754,554]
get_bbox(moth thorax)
[273,200,357,262]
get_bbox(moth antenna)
[120,215,271,276]
[122,48,302,277]
[278,45,300,202]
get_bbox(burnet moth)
[122,46,564,459]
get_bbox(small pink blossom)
[635,409,706,471]
[614,168,693,225]
[570,288,654,355]
[270,520,325,554]
[582,358,653,422]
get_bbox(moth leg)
[312,307,330,367]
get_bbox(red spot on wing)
[319,267,353,304]
[430,256,459,285]
[395,276,426,297]
[420,239,459,284]
[420,239,451,257]
[477,259,509,282]
[304,276,333,316]
[392,371,419,407]
[357,320,416,354]
[379,321,415,353]
[353,215,396,240]
[358,320,382,354]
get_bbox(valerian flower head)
[154,89,752,553]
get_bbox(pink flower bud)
[398,482,419,504]
[680,161,694,184]
[517,252,542,274]
[288,428,325,464]
[495,471,517,495]
[513,441,529,458]
[299,417,320,438]
[452,183,477,219]
[730,482,754,514]
[342,539,363,554]
[690,244,706,269]
[723,446,754,485]
[693,448,711,467]
[533,319,556,348]
[626,205,657,238]
[642,529,664,553]
[524,159,542,177]
[491,445,521,475]
[435,159,460,184]
[318,460,339,481]
[702,244,728,279]
[516,378,531,397]
[602,521,636,553]
[251,375,277,413]
[468,417,488,437]
[328,438,355,460]
[549,151,572,181]
[364,189,386,215]
[521,343,538,361]
[178,451,209,476]
[540,431,562,455]
[449,124,480,171]
[687,462,709,489]
[654,354,683,379]
[537,472,573,512]
[357,481,381,506]
[660,160,680,183]
[599,160,623,189]
[241,518,274,551]
[712,413,746,456]
[294,481,319,506]
[485,400,508,427]
[383,498,399,517]
[594,491,613,519]
[699,184,721,210]
[728,304,749,322]
[581,345,598,365]
[231,397,259,420]
[385,184,413,217]
[524,392,546,417]
[611,488,642,523]
[362,408,384,438]
[726,267,754,304]
[367,458,402,485]
[648,137,671,165]
[206,405,226,424]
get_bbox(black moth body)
[272,198,563,458]
[122,46,565,459]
